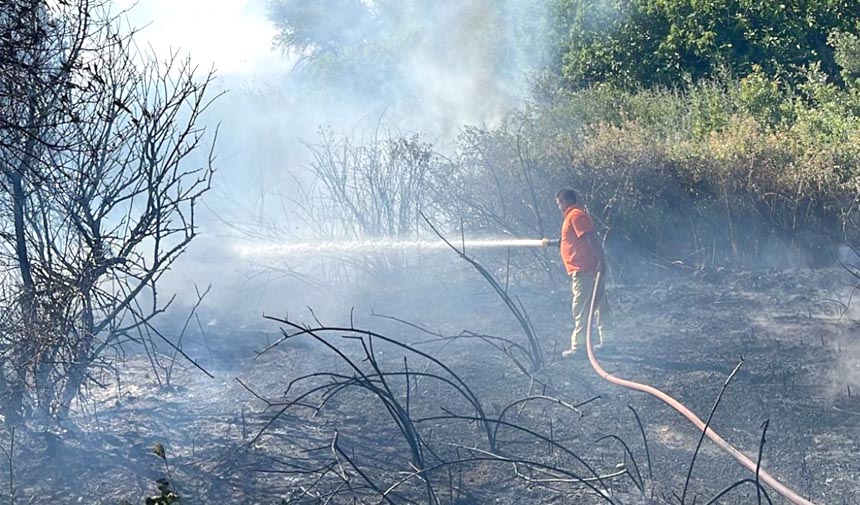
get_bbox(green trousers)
[570,271,611,349]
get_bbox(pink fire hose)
[585,272,815,505]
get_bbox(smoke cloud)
[122,0,555,322]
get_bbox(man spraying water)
[542,188,612,357]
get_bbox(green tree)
[830,28,860,84]
[551,0,860,89]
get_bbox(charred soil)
[3,266,859,504]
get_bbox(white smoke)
[114,0,555,319]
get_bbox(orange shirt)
[560,204,599,274]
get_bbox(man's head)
[555,188,578,213]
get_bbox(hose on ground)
[584,271,815,505]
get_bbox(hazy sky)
[115,0,290,77]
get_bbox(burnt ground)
[3,264,860,504]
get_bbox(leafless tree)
[300,128,440,240]
[0,0,217,422]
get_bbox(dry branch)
[239,317,639,504]
[420,212,544,371]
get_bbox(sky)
[114,0,290,78]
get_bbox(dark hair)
[555,188,578,204]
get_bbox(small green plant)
[146,444,179,504]
[145,478,180,505]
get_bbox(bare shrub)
[281,128,446,283]
[0,0,217,421]
[301,129,440,239]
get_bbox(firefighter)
[542,188,611,357]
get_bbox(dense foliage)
[549,0,860,89]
